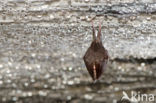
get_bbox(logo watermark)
[121,91,155,102]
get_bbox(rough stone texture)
[0,0,156,103]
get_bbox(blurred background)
[0,0,156,103]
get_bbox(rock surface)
[0,0,156,103]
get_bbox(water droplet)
[141,63,145,67]
[15,66,19,70]
[8,62,12,66]
[85,0,89,2]
[8,73,12,77]
[28,92,32,97]
[44,74,50,79]
[44,84,48,88]
[60,58,64,62]
[24,82,29,87]
[31,78,35,83]
[0,80,3,85]
[68,67,73,71]
[39,91,47,96]
[25,66,32,70]
[40,42,44,47]
[37,15,42,18]
[114,87,119,91]
[36,64,40,69]
[0,64,3,68]
[6,70,10,73]
[67,80,74,85]
[84,94,93,100]
[146,17,151,21]
[12,97,18,101]
[17,90,22,94]
[137,66,142,71]
[118,66,122,70]
[22,92,27,97]
[72,53,77,57]
[31,53,36,57]
[50,14,54,19]
[12,83,17,88]
[7,79,11,83]
[28,40,31,44]
[67,96,72,100]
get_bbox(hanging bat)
[83,22,109,81]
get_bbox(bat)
[83,21,109,81]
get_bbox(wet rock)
[0,0,156,103]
